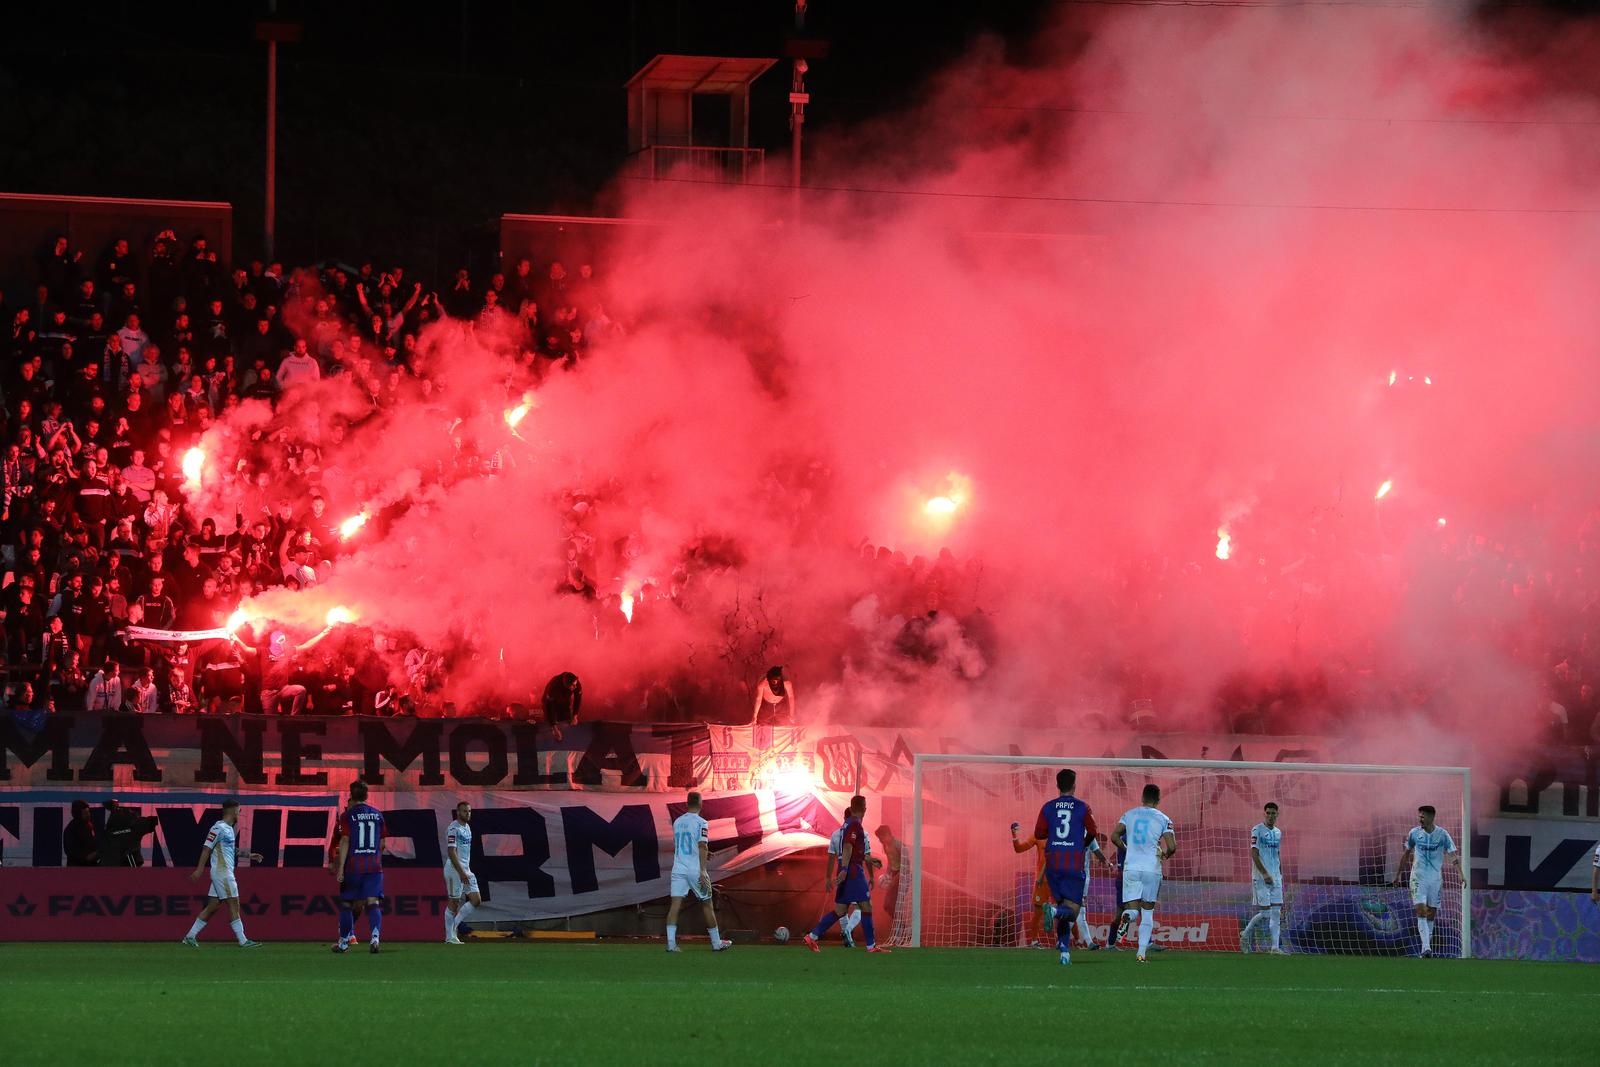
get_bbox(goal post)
[909,755,1471,958]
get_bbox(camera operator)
[97,799,158,867]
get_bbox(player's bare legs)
[665,894,685,951]
[804,902,848,952]
[1413,900,1438,957]
[703,897,731,951]
[1135,900,1156,961]
[447,888,481,944]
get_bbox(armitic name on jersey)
[342,804,386,874]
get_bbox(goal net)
[909,756,1470,957]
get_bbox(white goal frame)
[909,754,1472,956]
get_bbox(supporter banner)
[3,712,1596,889]
[0,868,446,942]
[124,625,233,644]
[0,787,840,926]
[0,711,1326,797]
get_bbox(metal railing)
[628,145,765,185]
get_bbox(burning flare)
[225,609,252,634]
[505,392,535,430]
[181,447,205,489]
[325,605,357,627]
[922,472,973,523]
[1375,479,1393,500]
[1215,528,1232,561]
[338,511,370,540]
[620,591,635,623]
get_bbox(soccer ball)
[773,926,791,943]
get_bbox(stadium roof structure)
[623,54,776,96]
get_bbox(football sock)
[845,910,862,934]
[1241,911,1266,945]
[666,924,678,950]
[1419,917,1433,952]
[230,918,248,945]
[454,901,475,933]
[812,911,841,939]
[1075,908,1093,945]
[709,926,723,949]
[860,914,876,948]
[338,906,354,941]
[1268,910,1281,950]
[1137,910,1154,955]
[1057,926,1071,953]
[186,918,206,940]
[366,903,382,940]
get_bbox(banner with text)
[0,787,841,925]
[4,712,1597,890]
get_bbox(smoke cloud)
[207,4,1600,767]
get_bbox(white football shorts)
[1252,876,1284,907]
[1122,868,1162,904]
[444,866,480,899]
[208,872,239,900]
[670,871,710,900]
[1410,874,1443,909]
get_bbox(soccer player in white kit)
[1393,804,1462,957]
[665,792,730,952]
[444,801,481,945]
[182,799,264,947]
[1113,783,1176,963]
[1240,801,1287,954]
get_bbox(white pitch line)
[5,976,1594,999]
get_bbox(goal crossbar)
[908,754,1472,955]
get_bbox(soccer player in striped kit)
[334,779,387,954]
[1032,769,1114,965]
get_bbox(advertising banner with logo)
[0,868,445,942]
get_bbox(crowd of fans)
[2,228,617,717]
[4,227,1595,747]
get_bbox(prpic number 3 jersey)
[1250,823,1282,881]
[342,803,386,874]
[1033,795,1097,873]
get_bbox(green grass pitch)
[4,942,1596,1066]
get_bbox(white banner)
[0,786,842,923]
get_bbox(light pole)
[253,16,301,261]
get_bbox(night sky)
[0,1,1052,273]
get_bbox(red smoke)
[200,6,1600,765]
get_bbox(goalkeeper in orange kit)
[1011,821,1101,949]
